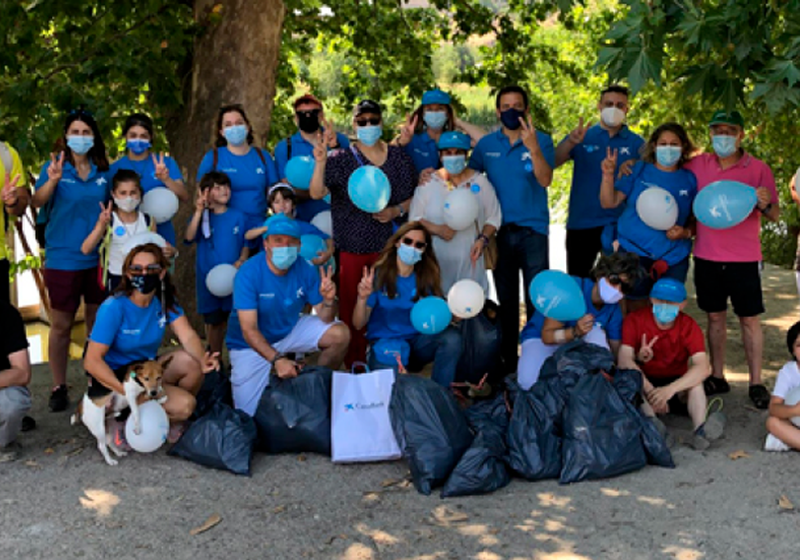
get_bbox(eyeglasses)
[356,117,381,127]
[401,238,427,250]
[607,273,632,294]
[296,109,321,118]
[128,264,163,275]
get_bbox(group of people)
[2,81,800,463]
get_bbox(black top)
[0,303,28,372]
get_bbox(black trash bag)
[539,339,615,389]
[389,374,473,495]
[560,373,647,484]
[612,367,643,404]
[253,366,333,455]
[465,392,510,432]
[441,425,510,497]
[193,368,233,419]
[456,301,501,386]
[169,401,257,476]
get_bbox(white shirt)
[409,170,501,293]
[108,211,150,275]
[773,361,800,400]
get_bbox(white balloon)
[311,210,333,237]
[443,189,480,231]
[447,279,485,319]
[635,186,679,231]
[141,187,180,224]
[205,263,238,297]
[122,232,167,259]
[784,386,800,428]
[125,401,169,453]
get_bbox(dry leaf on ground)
[728,450,751,460]
[779,495,795,510]
[189,514,222,536]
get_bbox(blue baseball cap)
[650,278,687,303]
[421,89,451,106]
[262,213,301,239]
[437,131,471,151]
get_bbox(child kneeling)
[765,321,800,451]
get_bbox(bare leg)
[316,323,350,369]
[739,315,763,385]
[48,309,76,387]
[685,384,708,431]
[205,321,227,356]
[766,416,800,450]
[160,350,203,395]
[84,303,99,338]
[160,384,196,422]
[707,311,727,379]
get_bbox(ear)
[131,363,145,378]
[160,355,174,371]
[678,301,688,311]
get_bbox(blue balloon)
[529,270,587,322]
[410,297,452,335]
[285,156,315,189]
[348,166,391,213]
[300,234,327,262]
[693,180,758,230]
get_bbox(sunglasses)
[606,273,633,294]
[356,117,381,126]
[401,238,427,250]
[296,109,320,118]
[128,264,163,275]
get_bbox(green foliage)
[9,254,41,281]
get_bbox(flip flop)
[749,384,770,410]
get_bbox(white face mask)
[601,107,625,128]
[598,277,624,304]
[114,196,140,213]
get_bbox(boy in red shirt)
[619,278,725,450]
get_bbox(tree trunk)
[165,0,286,331]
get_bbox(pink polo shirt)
[684,152,777,262]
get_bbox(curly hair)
[591,252,643,287]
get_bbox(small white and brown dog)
[71,358,170,466]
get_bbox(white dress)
[409,170,502,293]
[108,211,150,275]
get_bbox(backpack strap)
[212,147,218,171]
[254,147,267,167]
[350,146,366,167]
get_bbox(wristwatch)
[759,202,772,214]
[270,352,288,366]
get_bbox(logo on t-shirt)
[484,152,501,158]
[221,168,237,174]
[233,226,240,235]
[521,152,532,162]
[585,145,600,153]
[158,313,166,328]
[256,168,264,175]
[620,147,631,156]
[259,293,275,299]
[96,177,107,186]
[296,287,305,299]
[679,189,689,197]
[414,149,429,157]
[121,329,141,335]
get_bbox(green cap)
[709,110,744,128]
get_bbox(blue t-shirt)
[90,295,183,370]
[520,276,622,342]
[565,125,645,230]
[35,161,111,271]
[615,162,697,265]
[196,146,278,231]
[189,208,247,314]
[109,154,184,245]
[226,254,323,349]
[296,220,329,239]
[403,131,440,175]
[274,131,350,223]
[469,129,556,235]
[366,273,419,341]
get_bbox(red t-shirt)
[621,308,705,378]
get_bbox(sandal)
[703,376,730,396]
[749,384,770,410]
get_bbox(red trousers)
[338,250,380,367]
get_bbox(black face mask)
[131,274,160,295]
[297,110,321,133]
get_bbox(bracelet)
[759,203,772,215]
[477,234,490,246]
[270,352,287,366]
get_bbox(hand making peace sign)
[357,266,375,300]
[319,265,337,303]
[152,153,170,183]
[637,333,659,363]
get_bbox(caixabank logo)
[343,401,386,412]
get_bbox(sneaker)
[764,434,791,452]
[0,441,22,463]
[692,411,726,451]
[703,376,730,396]
[749,384,770,410]
[48,385,69,412]
[112,421,132,453]
[650,416,677,448]
[21,416,36,432]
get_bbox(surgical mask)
[130,274,160,295]
[297,112,320,134]
[653,303,680,324]
[423,111,447,130]
[270,246,298,270]
[598,277,624,304]
[126,139,151,155]
[114,196,140,213]
[712,134,737,158]
[500,108,524,130]
[67,136,94,155]
[441,155,467,175]
[398,244,423,266]
[600,107,625,128]
[655,145,682,168]
[223,124,248,146]
[357,125,382,146]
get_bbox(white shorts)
[229,315,339,416]
[517,325,610,390]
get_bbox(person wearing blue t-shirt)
[600,122,698,310]
[517,252,641,389]
[84,242,219,444]
[554,85,645,277]
[353,221,462,387]
[32,109,112,413]
[185,171,248,355]
[469,85,555,373]
[226,214,350,416]
[274,94,350,223]
[109,113,188,247]
[196,104,278,245]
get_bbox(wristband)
[270,352,287,366]
[759,202,772,215]
[476,234,490,246]
[553,329,566,343]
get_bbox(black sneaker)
[21,416,36,432]
[48,385,69,412]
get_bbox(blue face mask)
[126,139,151,155]
[423,111,447,130]
[656,145,682,168]
[357,125,382,146]
[67,135,94,155]
[712,134,737,158]
[653,303,680,325]
[398,244,423,266]
[270,246,298,270]
[224,124,248,146]
[500,108,524,130]
[441,154,467,175]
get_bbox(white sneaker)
[764,434,791,452]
